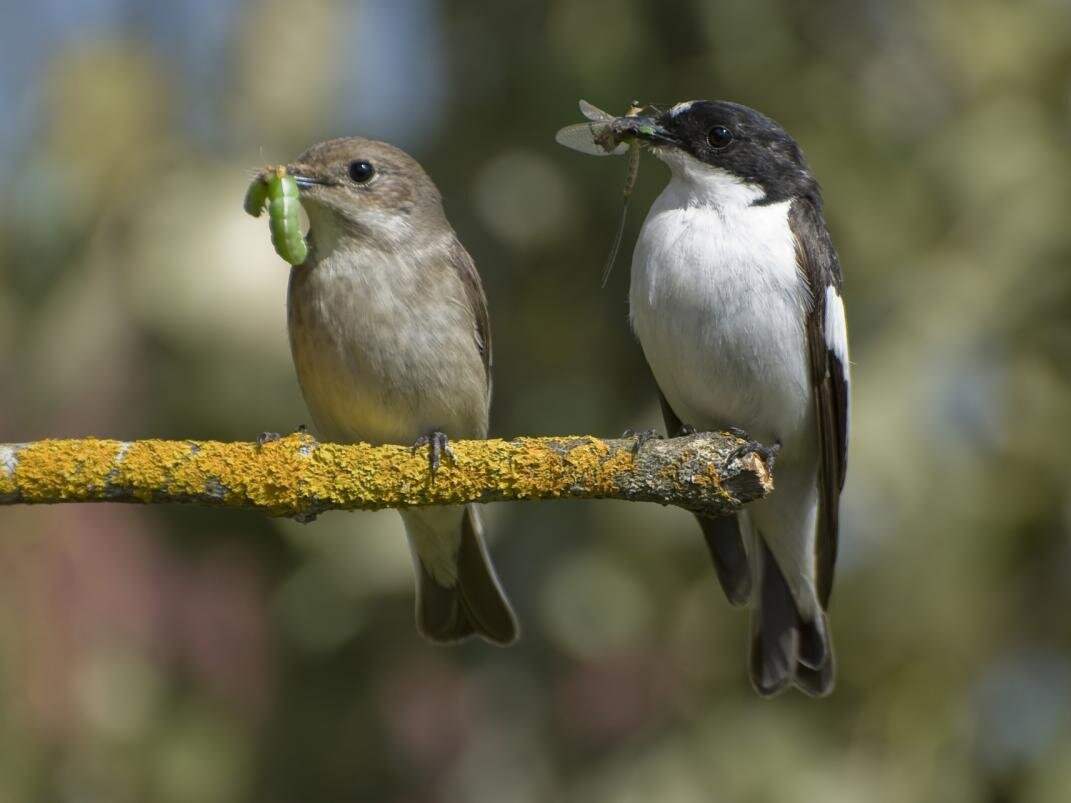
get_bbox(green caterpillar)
[244,167,308,266]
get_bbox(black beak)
[611,112,678,147]
[285,163,328,190]
[290,175,323,190]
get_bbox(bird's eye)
[348,160,375,183]
[708,126,733,149]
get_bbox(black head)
[638,100,818,205]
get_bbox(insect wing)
[555,122,626,156]
[578,99,613,122]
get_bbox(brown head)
[286,138,449,248]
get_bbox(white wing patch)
[823,284,849,377]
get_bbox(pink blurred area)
[1,505,274,736]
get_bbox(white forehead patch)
[669,100,699,118]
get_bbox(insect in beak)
[243,166,309,266]
[555,100,672,287]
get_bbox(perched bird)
[282,138,517,645]
[624,101,849,696]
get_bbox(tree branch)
[0,432,773,520]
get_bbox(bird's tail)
[402,505,518,646]
[749,539,834,697]
[695,513,752,606]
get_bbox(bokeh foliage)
[1,0,1070,800]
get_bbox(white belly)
[629,193,812,449]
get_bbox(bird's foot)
[411,430,456,476]
[623,428,664,456]
[729,438,781,465]
[257,424,315,446]
[294,424,318,442]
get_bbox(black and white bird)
[623,101,849,696]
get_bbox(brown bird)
[283,138,517,645]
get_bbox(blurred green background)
[2,0,1071,800]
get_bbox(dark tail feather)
[656,390,751,606]
[749,541,798,696]
[417,562,475,642]
[749,541,834,697]
[796,656,835,697]
[417,506,518,646]
[798,613,830,669]
[457,506,518,644]
[696,513,752,606]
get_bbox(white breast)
[629,161,812,448]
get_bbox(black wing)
[789,197,849,608]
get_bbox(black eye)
[708,126,733,149]
[348,160,375,183]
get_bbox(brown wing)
[789,198,849,609]
[448,237,492,388]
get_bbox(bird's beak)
[611,112,679,148]
[284,163,327,190]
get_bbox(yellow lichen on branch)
[0,432,774,519]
